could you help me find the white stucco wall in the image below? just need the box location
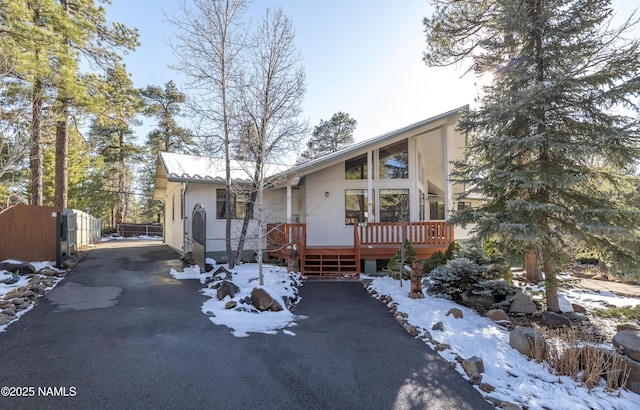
[304,164,355,247]
[163,181,187,255]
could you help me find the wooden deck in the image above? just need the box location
[267,222,453,279]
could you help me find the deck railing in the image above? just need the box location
[266,223,307,269]
[356,221,453,247]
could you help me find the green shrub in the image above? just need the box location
[387,239,418,280]
[592,306,640,322]
[426,242,518,307]
[576,249,600,265]
[423,250,447,273]
[423,241,460,273]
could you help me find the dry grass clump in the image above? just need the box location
[531,326,630,391]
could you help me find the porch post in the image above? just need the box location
[286,184,292,224]
[367,150,373,222]
[444,126,453,219]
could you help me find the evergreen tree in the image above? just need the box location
[89,64,143,227]
[1,0,61,205]
[427,242,516,307]
[140,80,194,223]
[141,81,194,154]
[424,0,640,311]
[52,0,138,208]
[298,112,356,162]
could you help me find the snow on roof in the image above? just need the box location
[158,152,290,184]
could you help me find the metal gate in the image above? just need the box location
[192,204,207,273]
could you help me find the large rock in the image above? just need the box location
[623,356,640,395]
[0,261,37,275]
[485,309,509,322]
[0,273,20,285]
[509,326,547,359]
[617,323,640,332]
[0,313,11,326]
[446,308,463,319]
[532,311,571,328]
[461,356,485,377]
[612,330,640,362]
[461,291,495,309]
[251,287,283,312]
[561,312,589,323]
[216,280,240,300]
[509,291,537,314]
[571,303,587,314]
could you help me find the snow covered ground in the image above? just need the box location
[3,255,639,409]
[365,275,640,410]
[169,261,305,337]
[0,261,65,333]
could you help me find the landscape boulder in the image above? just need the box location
[571,303,587,314]
[509,326,547,359]
[623,356,640,395]
[446,308,463,319]
[612,330,640,362]
[250,287,283,312]
[485,309,509,322]
[532,311,571,328]
[461,290,495,309]
[509,291,537,314]
[213,266,232,280]
[617,323,640,332]
[0,260,37,275]
[0,272,20,285]
[0,313,11,326]
[461,355,485,377]
[216,280,240,300]
[561,312,589,322]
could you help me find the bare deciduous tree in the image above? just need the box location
[169,0,249,267]
[236,7,307,284]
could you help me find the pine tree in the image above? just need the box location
[89,64,143,227]
[298,112,356,162]
[424,0,640,311]
[141,81,194,154]
[140,81,194,223]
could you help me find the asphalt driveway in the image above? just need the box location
[0,240,491,409]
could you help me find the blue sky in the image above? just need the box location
[106,0,639,145]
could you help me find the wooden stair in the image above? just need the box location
[302,247,359,279]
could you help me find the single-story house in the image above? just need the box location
[153,106,480,277]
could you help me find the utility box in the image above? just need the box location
[56,212,69,268]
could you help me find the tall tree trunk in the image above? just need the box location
[30,79,44,206]
[115,131,126,226]
[54,103,69,208]
[235,181,258,266]
[541,217,560,312]
[524,247,542,282]
[54,0,70,208]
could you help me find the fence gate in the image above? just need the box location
[192,204,207,273]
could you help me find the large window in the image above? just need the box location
[379,140,408,179]
[345,154,368,180]
[216,189,253,219]
[379,189,409,222]
[345,189,372,225]
[430,201,445,220]
[419,190,426,221]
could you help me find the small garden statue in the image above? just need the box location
[287,244,299,273]
[409,258,424,299]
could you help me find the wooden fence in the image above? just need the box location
[117,223,163,238]
[0,204,101,263]
[0,205,62,262]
